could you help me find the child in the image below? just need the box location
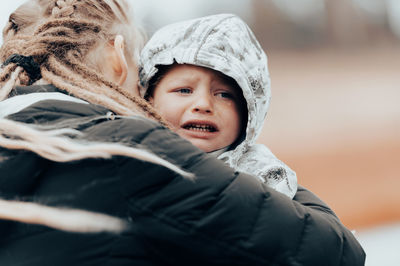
[139,14,297,198]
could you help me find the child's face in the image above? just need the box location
[150,64,246,152]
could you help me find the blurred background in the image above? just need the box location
[1,1,399,265]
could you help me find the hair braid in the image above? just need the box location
[0,67,23,101]
[41,68,136,116]
[52,0,75,18]
[44,56,140,116]
[0,64,17,83]
[65,55,168,123]
[0,0,166,124]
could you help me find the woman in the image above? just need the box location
[0,0,365,265]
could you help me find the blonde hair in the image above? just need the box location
[0,0,191,233]
[0,198,129,233]
[0,0,164,121]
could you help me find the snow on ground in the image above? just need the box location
[357,223,400,266]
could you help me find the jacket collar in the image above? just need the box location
[0,85,88,118]
[9,84,63,97]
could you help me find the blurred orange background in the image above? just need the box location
[245,0,400,231]
[260,46,400,230]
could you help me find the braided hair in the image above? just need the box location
[0,0,165,122]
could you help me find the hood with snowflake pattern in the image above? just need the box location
[139,14,297,198]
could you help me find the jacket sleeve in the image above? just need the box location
[117,125,366,266]
[291,185,366,265]
[234,143,298,199]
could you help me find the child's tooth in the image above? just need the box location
[186,123,213,132]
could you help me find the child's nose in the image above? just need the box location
[192,93,213,114]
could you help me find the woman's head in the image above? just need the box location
[0,0,163,120]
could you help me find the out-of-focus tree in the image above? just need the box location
[132,0,253,35]
[250,0,324,49]
[325,0,370,46]
[386,0,400,38]
[127,0,400,49]
[325,0,397,47]
[250,0,399,49]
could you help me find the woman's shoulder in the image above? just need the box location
[4,84,165,141]
[4,84,109,123]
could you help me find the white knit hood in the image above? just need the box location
[139,14,297,198]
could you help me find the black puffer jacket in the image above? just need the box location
[0,85,365,266]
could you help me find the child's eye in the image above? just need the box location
[216,92,233,99]
[176,88,192,94]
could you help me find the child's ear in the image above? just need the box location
[108,35,128,86]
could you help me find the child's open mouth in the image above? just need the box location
[181,122,218,132]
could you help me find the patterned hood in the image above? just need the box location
[139,14,297,198]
